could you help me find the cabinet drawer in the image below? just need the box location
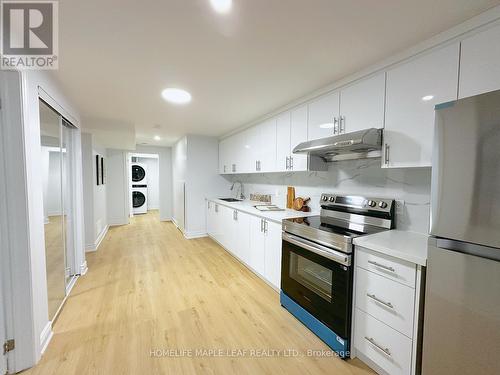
[354,308,412,375]
[356,267,415,338]
[356,247,416,288]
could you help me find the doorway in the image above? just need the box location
[39,100,78,321]
[129,153,160,218]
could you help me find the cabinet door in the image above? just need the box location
[459,24,500,99]
[255,119,277,173]
[219,138,230,174]
[213,204,223,243]
[340,72,385,133]
[219,205,232,249]
[308,90,340,141]
[207,201,215,236]
[264,220,283,289]
[234,210,250,263]
[384,44,459,168]
[290,105,309,171]
[276,112,291,172]
[248,216,266,275]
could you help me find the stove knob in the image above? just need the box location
[329,197,335,202]
[367,200,376,207]
[379,201,388,209]
[322,196,328,202]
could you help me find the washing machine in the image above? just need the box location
[132,185,148,214]
[131,163,147,184]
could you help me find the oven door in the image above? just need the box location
[281,232,352,339]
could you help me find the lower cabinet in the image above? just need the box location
[207,201,283,290]
[353,246,424,375]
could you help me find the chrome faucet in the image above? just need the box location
[230,181,245,200]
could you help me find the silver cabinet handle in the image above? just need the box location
[264,220,268,234]
[258,160,261,171]
[232,164,236,173]
[368,260,395,273]
[333,117,339,134]
[223,165,226,173]
[260,219,264,232]
[290,156,293,170]
[384,144,390,165]
[207,201,210,210]
[339,116,345,134]
[286,156,290,170]
[234,210,238,220]
[364,337,391,357]
[215,204,218,213]
[366,293,394,309]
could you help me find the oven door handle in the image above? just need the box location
[282,232,351,266]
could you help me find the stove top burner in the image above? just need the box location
[287,215,386,237]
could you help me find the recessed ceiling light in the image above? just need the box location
[319,123,335,129]
[422,95,434,101]
[210,0,232,13]
[161,88,192,105]
[154,135,161,141]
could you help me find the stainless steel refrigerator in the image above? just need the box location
[422,90,500,374]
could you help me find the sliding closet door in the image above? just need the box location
[39,100,66,320]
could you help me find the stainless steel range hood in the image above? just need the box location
[293,128,383,162]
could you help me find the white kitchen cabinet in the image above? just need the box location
[206,201,216,236]
[248,216,267,276]
[263,220,283,289]
[218,138,229,174]
[250,118,277,173]
[227,209,250,263]
[276,111,292,172]
[459,24,500,99]
[383,43,459,168]
[308,90,340,141]
[340,73,386,133]
[290,105,309,171]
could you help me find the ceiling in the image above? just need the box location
[55,0,500,147]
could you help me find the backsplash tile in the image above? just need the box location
[224,159,431,234]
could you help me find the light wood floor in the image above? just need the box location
[26,211,373,375]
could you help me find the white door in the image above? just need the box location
[290,104,309,171]
[264,220,283,289]
[340,72,385,133]
[384,43,459,168]
[308,90,340,141]
[255,119,277,173]
[459,23,500,99]
[276,111,291,172]
[248,216,266,275]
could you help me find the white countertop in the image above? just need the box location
[353,230,429,266]
[208,198,317,223]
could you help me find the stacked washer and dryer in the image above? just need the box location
[131,163,148,214]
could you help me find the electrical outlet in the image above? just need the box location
[395,200,405,215]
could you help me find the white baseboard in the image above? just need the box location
[85,225,109,252]
[108,217,129,226]
[184,231,208,239]
[80,261,88,275]
[40,321,53,355]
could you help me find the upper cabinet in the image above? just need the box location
[459,24,500,99]
[383,43,459,168]
[340,72,386,133]
[308,90,340,141]
[276,105,309,172]
[250,118,277,173]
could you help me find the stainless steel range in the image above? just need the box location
[280,194,395,358]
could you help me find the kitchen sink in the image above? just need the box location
[219,198,243,202]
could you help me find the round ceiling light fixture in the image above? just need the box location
[210,0,232,14]
[154,135,161,141]
[161,88,192,105]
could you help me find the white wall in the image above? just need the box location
[106,149,129,226]
[226,160,431,234]
[82,133,108,250]
[172,135,231,237]
[134,145,173,220]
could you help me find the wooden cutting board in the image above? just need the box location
[287,186,295,209]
